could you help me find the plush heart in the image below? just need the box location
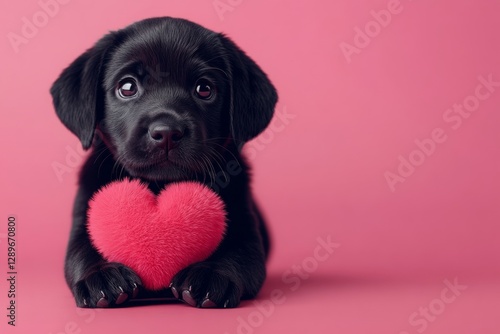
[87,179,226,290]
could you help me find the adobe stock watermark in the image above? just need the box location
[224,236,340,334]
[340,0,419,64]
[52,142,86,183]
[213,0,243,21]
[210,105,296,192]
[7,0,72,54]
[243,106,296,161]
[48,307,104,334]
[142,65,171,90]
[398,277,467,334]
[385,74,500,192]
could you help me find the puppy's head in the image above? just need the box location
[51,17,277,181]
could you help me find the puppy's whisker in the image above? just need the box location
[199,156,209,185]
[93,146,109,165]
[205,142,241,169]
[206,150,228,183]
[195,156,208,184]
[186,155,200,181]
[111,160,122,178]
[204,146,225,166]
[119,163,126,180]
[202,138,239,155]
[97,152,114,179]
[200,155,213,183]
[112,153,129,179]
[207,146,228,166]
[202,153,217,184]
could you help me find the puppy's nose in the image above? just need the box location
[148,123,185,150]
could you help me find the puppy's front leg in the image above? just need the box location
[65,187,142,308]
[170,209,267,308]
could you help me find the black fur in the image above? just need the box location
[50,17,277,308]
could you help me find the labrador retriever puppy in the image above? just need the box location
[50,17,277,308]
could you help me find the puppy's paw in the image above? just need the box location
[170,262,242,308]
[72,262,142,308]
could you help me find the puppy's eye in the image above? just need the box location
[195,79,214,100]
[117,78,138,98]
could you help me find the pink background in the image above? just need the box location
[1,0,499,333]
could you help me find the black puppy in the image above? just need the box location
[50,17,277,308]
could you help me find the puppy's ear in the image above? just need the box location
[219,34,278,146]
[50,33,116,149]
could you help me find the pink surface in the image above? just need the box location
[1,0,499,333]
[88,180,226,290]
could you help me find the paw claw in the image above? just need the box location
[171,286,179,299]
[96,298,109,308]
[132,283,139,298]
[115,292,128,305]
[182,290,197,307]
[201,298,216,308]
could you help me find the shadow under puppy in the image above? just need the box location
[50,17,277,308]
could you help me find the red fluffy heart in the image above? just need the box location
[87,179,226,290]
